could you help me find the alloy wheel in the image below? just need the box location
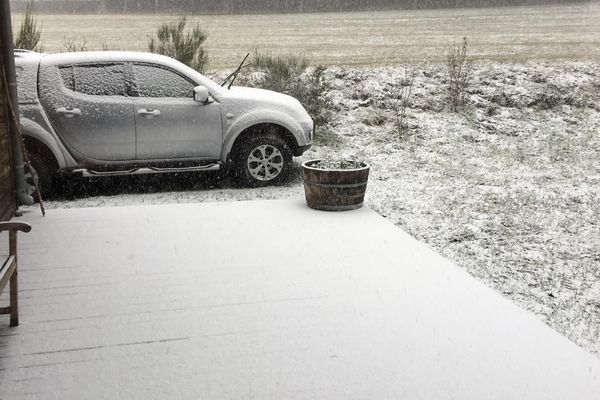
[247,144,284,181]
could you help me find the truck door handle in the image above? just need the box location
[138,109,161,117]
[56,107,82,118]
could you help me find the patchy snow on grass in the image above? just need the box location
[31,60,600,355]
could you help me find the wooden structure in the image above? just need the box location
[0,221,31,326]
[0,34,16,221]
[0,35,24,327]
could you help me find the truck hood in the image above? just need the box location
[227,86,303,109]
[218,85,313,145]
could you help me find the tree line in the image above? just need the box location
[10,0,589,14]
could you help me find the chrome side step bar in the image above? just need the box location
[74,163,221,177]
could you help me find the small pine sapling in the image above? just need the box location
[148,17,209,73]
[14,1,42,51]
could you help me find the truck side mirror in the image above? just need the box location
[193,86,210,104]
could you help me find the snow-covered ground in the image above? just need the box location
[30,60,600,355]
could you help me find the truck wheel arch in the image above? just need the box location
[20,119,68,169]
[22,136,59,172]
[224,123,301,163]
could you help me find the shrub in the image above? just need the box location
[14,1,42,51]
[148,17,208,73]
[446,36,472,111]
[362,106,387,126]
[295,65,335,130]
[391,71,415,137]
[529,84,565,110]
[252,52,309,92]
[250,52,334,132]
[62,35,87,52]
[314,126,343,147]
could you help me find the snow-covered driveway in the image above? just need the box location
[1,200,598,399]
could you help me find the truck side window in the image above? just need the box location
[65,64,128,96]
[16,64,38,104]
[133,64,194,98]
[58,66,75,91]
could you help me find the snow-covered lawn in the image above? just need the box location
[32,60,600,355]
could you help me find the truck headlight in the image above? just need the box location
[301,120,314,141]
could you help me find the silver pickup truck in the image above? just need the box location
[15,50,313,194]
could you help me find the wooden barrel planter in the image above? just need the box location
[302,159,370,211]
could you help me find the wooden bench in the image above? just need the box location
[0,221,31,327]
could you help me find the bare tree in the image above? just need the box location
[446,36,471,112]
[62,35,88,52]
[392,70,415,137]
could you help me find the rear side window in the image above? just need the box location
[133,64,194,98]
[59,66,75,90]
[15,64,38,104]
[59,64,127,96]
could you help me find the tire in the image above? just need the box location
[26,152,54,201]
[233,134,293,187]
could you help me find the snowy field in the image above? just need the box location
[30,60,600,355]
[13,3,600,67]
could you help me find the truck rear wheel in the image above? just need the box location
[26,152,54,201]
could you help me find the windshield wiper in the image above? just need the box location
[221,53,250,90]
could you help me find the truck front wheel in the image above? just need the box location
[233,134,293,187]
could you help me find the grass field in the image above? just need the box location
[12,3,600,68]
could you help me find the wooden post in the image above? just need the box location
[0,32,17,221]
[9,230,17,326]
